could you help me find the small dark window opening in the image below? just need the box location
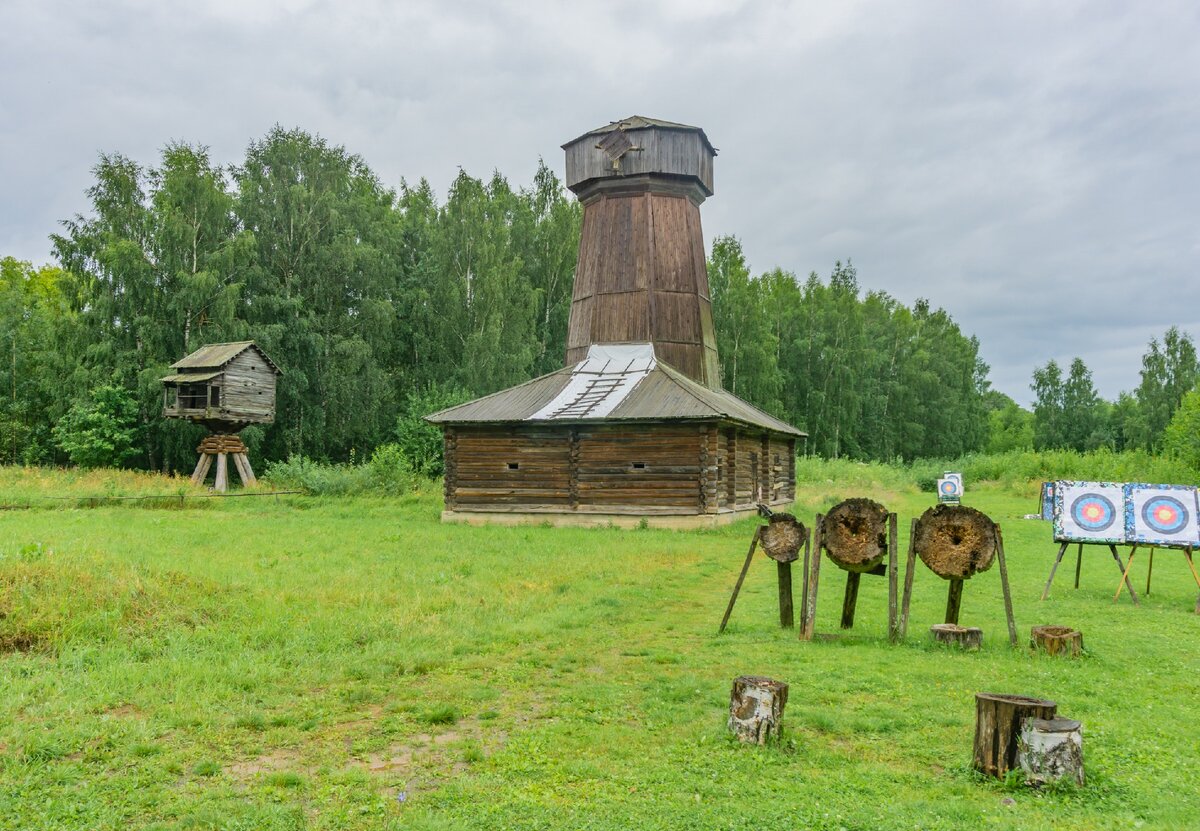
[209,385,221,407]
[179,383,207,409]
[631,462,647,470]
[507,462,520,470]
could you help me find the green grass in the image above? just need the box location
[1,464,1198,829]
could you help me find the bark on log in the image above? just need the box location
[1030,625,1083,657]
[820,498,889,572]
[973,693,1057,779]
[1019,717,1084,786]
[914,504,998,580]
[930,623,983,650]
[728,676,788,745]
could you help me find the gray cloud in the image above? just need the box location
[2,0,1196,405]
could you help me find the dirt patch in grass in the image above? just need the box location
[227,747,307,781]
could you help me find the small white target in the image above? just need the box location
[937,473,963,502]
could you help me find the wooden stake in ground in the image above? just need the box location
[728,676,788,745]
[899,517,918,639]
[800,514,824,641]
[1031,625,1083,657]
[973,693,1057,779]
[930,623,982,649]
[718,528,761,634]
[1018,717,1085,786]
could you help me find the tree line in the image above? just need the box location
[14,124,1174,473]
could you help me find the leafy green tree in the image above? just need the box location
[395,384,473,476]
[1162,387,1200,469]
[1062,357,1106,450]
[1031,359,1066,450]
[1134,327,1197,450]
[52,385,140,468]
[984,393,1034,453]
[709,236,782,414]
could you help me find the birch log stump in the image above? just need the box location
[1030,625,1083,657]
[1018,717,1085,786]
[930,623,983,650]
[973,693,1057,779]
[728,676,788,745]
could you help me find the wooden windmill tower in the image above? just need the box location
[161,341,281,491]
[427,117,805,527]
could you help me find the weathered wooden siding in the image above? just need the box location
[566,191,719,387]
[564,128,714,196]
[449,426,573,509]
[218,348,277,423]
[445,421,793,516]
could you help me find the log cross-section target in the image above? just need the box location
[903,505,1018,647]
[800,499,897,641]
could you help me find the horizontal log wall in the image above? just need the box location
[217,349,277,423]
[444,422,796,516]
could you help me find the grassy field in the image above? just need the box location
[1,467,1198,830]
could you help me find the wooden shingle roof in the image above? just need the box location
[168,341,282,374]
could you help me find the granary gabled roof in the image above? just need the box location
[562,115,717,156]
[168,341,282,375]
[426,343,804,437]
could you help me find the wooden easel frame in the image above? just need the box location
[1040,539,1139,604]
[1113,544,1200,613]
[898,522,1018,647]
[718,525,812,633]
[800,512,900,642]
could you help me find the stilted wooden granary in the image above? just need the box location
[161,341,281,491]
[427,116,805,527]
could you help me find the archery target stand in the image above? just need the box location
[898,507,1019,648]
[190,433,257,492]
[718,513,810,633]
[800,504,901,643]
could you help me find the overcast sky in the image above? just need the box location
[2,0,1197,405]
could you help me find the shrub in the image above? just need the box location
[51,385,140,468]
[263,444,416,496]
[395,384,473,477]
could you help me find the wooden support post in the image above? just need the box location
[799,531,811,634]
[887,513,899,642]
[191,453,213,486]
[1018,717,1085,786]
[841,571,861,630]
[930,623,982,649]
[1145,548,1154,595]
[777,561,794,629]
[214,453,228,493]
[1074,543,1083,589]
[1041,542,1069,600]
[900,517,918,639]
[945,578,964,625]
[801,514,823,641]
[230,452,250,487]
[718,528,761,633]
[973,693,1057,779]
[1183,547,1200,615]
[728,676,788,745]
[996,525,1019,648]
[1108,544,1139,605]
[240,453,257,485]
[1031,625,1083,657]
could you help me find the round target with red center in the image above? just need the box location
[1140,495,1189,535]
[1070,493,1117,532]
[939,479,959,496]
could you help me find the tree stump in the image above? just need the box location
[1019,717,1084,786]
[930,623,983,650]
[973,693,1057,779]
[820,498,889,572]
[1031,625,1083,657]
[728,676,788,745]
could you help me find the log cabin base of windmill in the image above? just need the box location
[191,434,256,492]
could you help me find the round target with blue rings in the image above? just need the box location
[1070,493,1117,532]
[1141,495,1189,535]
